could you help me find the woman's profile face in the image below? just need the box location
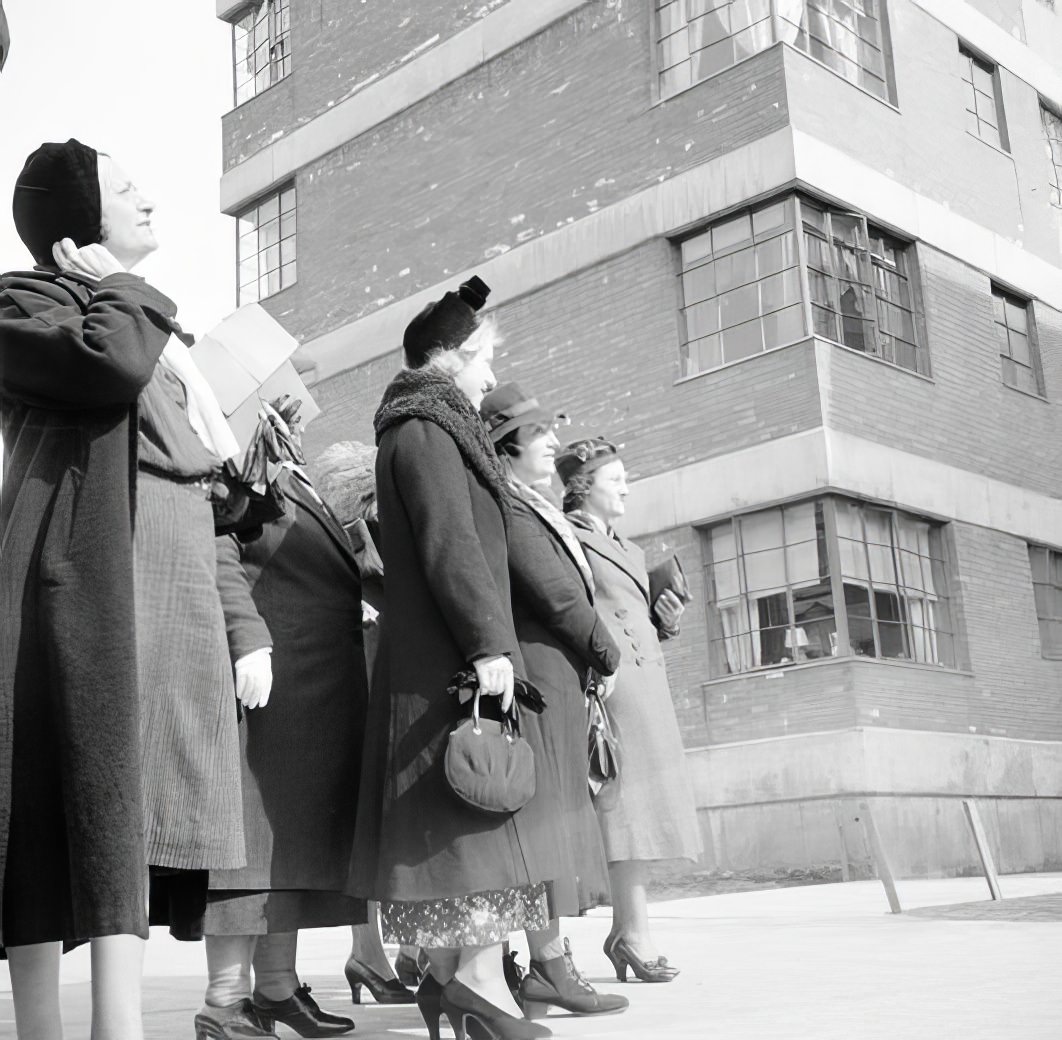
[97,156,157,269]
[453,337,497,409]
[512,424,560,483]
[586,458,628,522]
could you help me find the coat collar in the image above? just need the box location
[567,510,649,603]
[283,467,359,573]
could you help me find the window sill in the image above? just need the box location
[780,43,900,115]
[229,71,292,115]
[701,654,972,688]
[817,337,935,384]
[964,130,1013,162]
[674,336,812,386]
[1001,380,1048,403]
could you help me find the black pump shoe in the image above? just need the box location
[441,979,552,1040]
[194,999,280,1040]
[395,949,429,987]
[253,984,355,1037]
[344,956,416,1004]
[415,974,453,1040]
[519,938,628,1018]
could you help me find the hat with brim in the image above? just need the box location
[556,437,620,485]
[481,382,566,444]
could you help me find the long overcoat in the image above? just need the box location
[0,270,173,945]
[354,418,563,902]
[569,517,703,865]
[213,468,367,895]
[506,491,620,914]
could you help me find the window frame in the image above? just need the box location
[703,495,954,678]
[231,0,292,108]
[991,284,1046,398]
[958,43,1009,153]
[1029,543,1062,660]
[235,183,297,306]
[1040,100,1062,210]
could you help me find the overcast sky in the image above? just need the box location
[0,1,236,335]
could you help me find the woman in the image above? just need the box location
[0,139,172,1040]
[354,278,552,1040]
[480,384,628,1020]
[559,438,702,983]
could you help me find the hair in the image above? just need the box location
[309,440,379,525]
[562,470,596,513]
[418,315,500,377]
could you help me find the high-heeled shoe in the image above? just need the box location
[603,935,680,983]
[440,979,552,1040]
[395,948,429,987]
[344,956,416,1004]
[416,974,451,1040]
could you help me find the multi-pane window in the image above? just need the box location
[237,186,296,305]
[959,45,1007,151]
[679,194,927,377]
[705,497,952,676]
[655,0,891,102]
[992,286,1044,397]
[1029,544,1062,658]
[1041,103,1062,209]
[233,0,291,106]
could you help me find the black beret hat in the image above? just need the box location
[403,275,490,369]
[12,139,102,266]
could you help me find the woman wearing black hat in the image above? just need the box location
[353,279,553,1040]
[0,140,254,1040]
[480,383,628,1022]
[558,440,702,985]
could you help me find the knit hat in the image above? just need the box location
[13,139,102,266]
[403,275,490,368]
[556,437,620,485]
[480,382,566,444]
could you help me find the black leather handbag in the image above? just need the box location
[586,672,620,797]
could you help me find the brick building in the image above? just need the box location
[216,0,1062,878]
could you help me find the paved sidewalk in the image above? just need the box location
[2,873,1060,1039]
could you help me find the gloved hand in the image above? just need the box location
[474,655,514,712]
[653,588,685,631]
[361,601,379,627]
[235,647,273,710]
[600,672,617,700]
[52,238,125,279]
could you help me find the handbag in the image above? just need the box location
[444,689,537,815]
[585,672,620,796]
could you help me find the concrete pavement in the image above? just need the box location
[2,873,1059,1039]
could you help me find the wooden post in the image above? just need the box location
[963,799,1003,902]
[834,801,851,883]
[857,801,901,914]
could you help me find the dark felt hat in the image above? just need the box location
[556,437,620,485]
[480,382,565,444]
[403,275,490,368]
[13,139,102,266]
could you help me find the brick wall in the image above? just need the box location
[257,11,789,344]
[820,246,1062,498]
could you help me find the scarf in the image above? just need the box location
[374,366,507,508]
[508,477,595,594]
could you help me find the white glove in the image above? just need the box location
[600,673,617,700]
[474,655,515,712]
[361,601,380,627]
[235,647,273,709]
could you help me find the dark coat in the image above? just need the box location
[213,469,368,895]
[505,491,620,914]
[354,418,564,902]
[0,270,174,945]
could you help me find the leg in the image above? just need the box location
[424,947,460,986]
[453,944,522,1018]
[347,921,396,980]
[7,941,62,1040]
[523,919,564,962]
[203,934,256,1008]
[251,932,298,1001]
[607,860,656,957]
[89,934,145,1040]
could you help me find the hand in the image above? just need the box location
[600,672,617,700]
[473,655,514,712]
[654,588,685,630]
[51,238,125,280]
[361,601,379,627]
[235,647,273,709]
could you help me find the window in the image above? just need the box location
[1029,544,1062,658]
[655,0,892,102]
[705,497,953,676]
[678,194,927,377]
[1041,103,1062,209]
[991,286,1044,396]
[233,0,291,106]
[237,186,296,304]
[959,45,1007,151]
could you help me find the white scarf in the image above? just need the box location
[158,335,241,463]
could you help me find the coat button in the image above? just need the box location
[631,642,641,652]
[614,608,628,619]
[623,627,634,636]
[635,656,645,667]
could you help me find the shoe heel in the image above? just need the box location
[350,981,362,1005]
[257,1014,275,1033]
[522,1000,549,1021]
[602,943,628,983]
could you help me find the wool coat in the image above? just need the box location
[354,418,563,902]
[212,468,367,897]
[505,490,620,914]
[569,516,703,865]
[0,270,174,946]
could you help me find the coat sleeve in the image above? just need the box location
[215,533,273,663]
[507,501,621,676]
[0,273,176,408]
[390,419,518,664]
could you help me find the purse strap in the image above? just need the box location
[471,689,520,740]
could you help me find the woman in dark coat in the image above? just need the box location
[480,383,628,1021]
[354,278,551,1040]
[0,140,173,1039]
[559,439,702,985]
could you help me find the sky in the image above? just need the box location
[0,1,236,335]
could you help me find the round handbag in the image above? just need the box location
[444,691,536,814]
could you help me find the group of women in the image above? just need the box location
[0,141,700,1040]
